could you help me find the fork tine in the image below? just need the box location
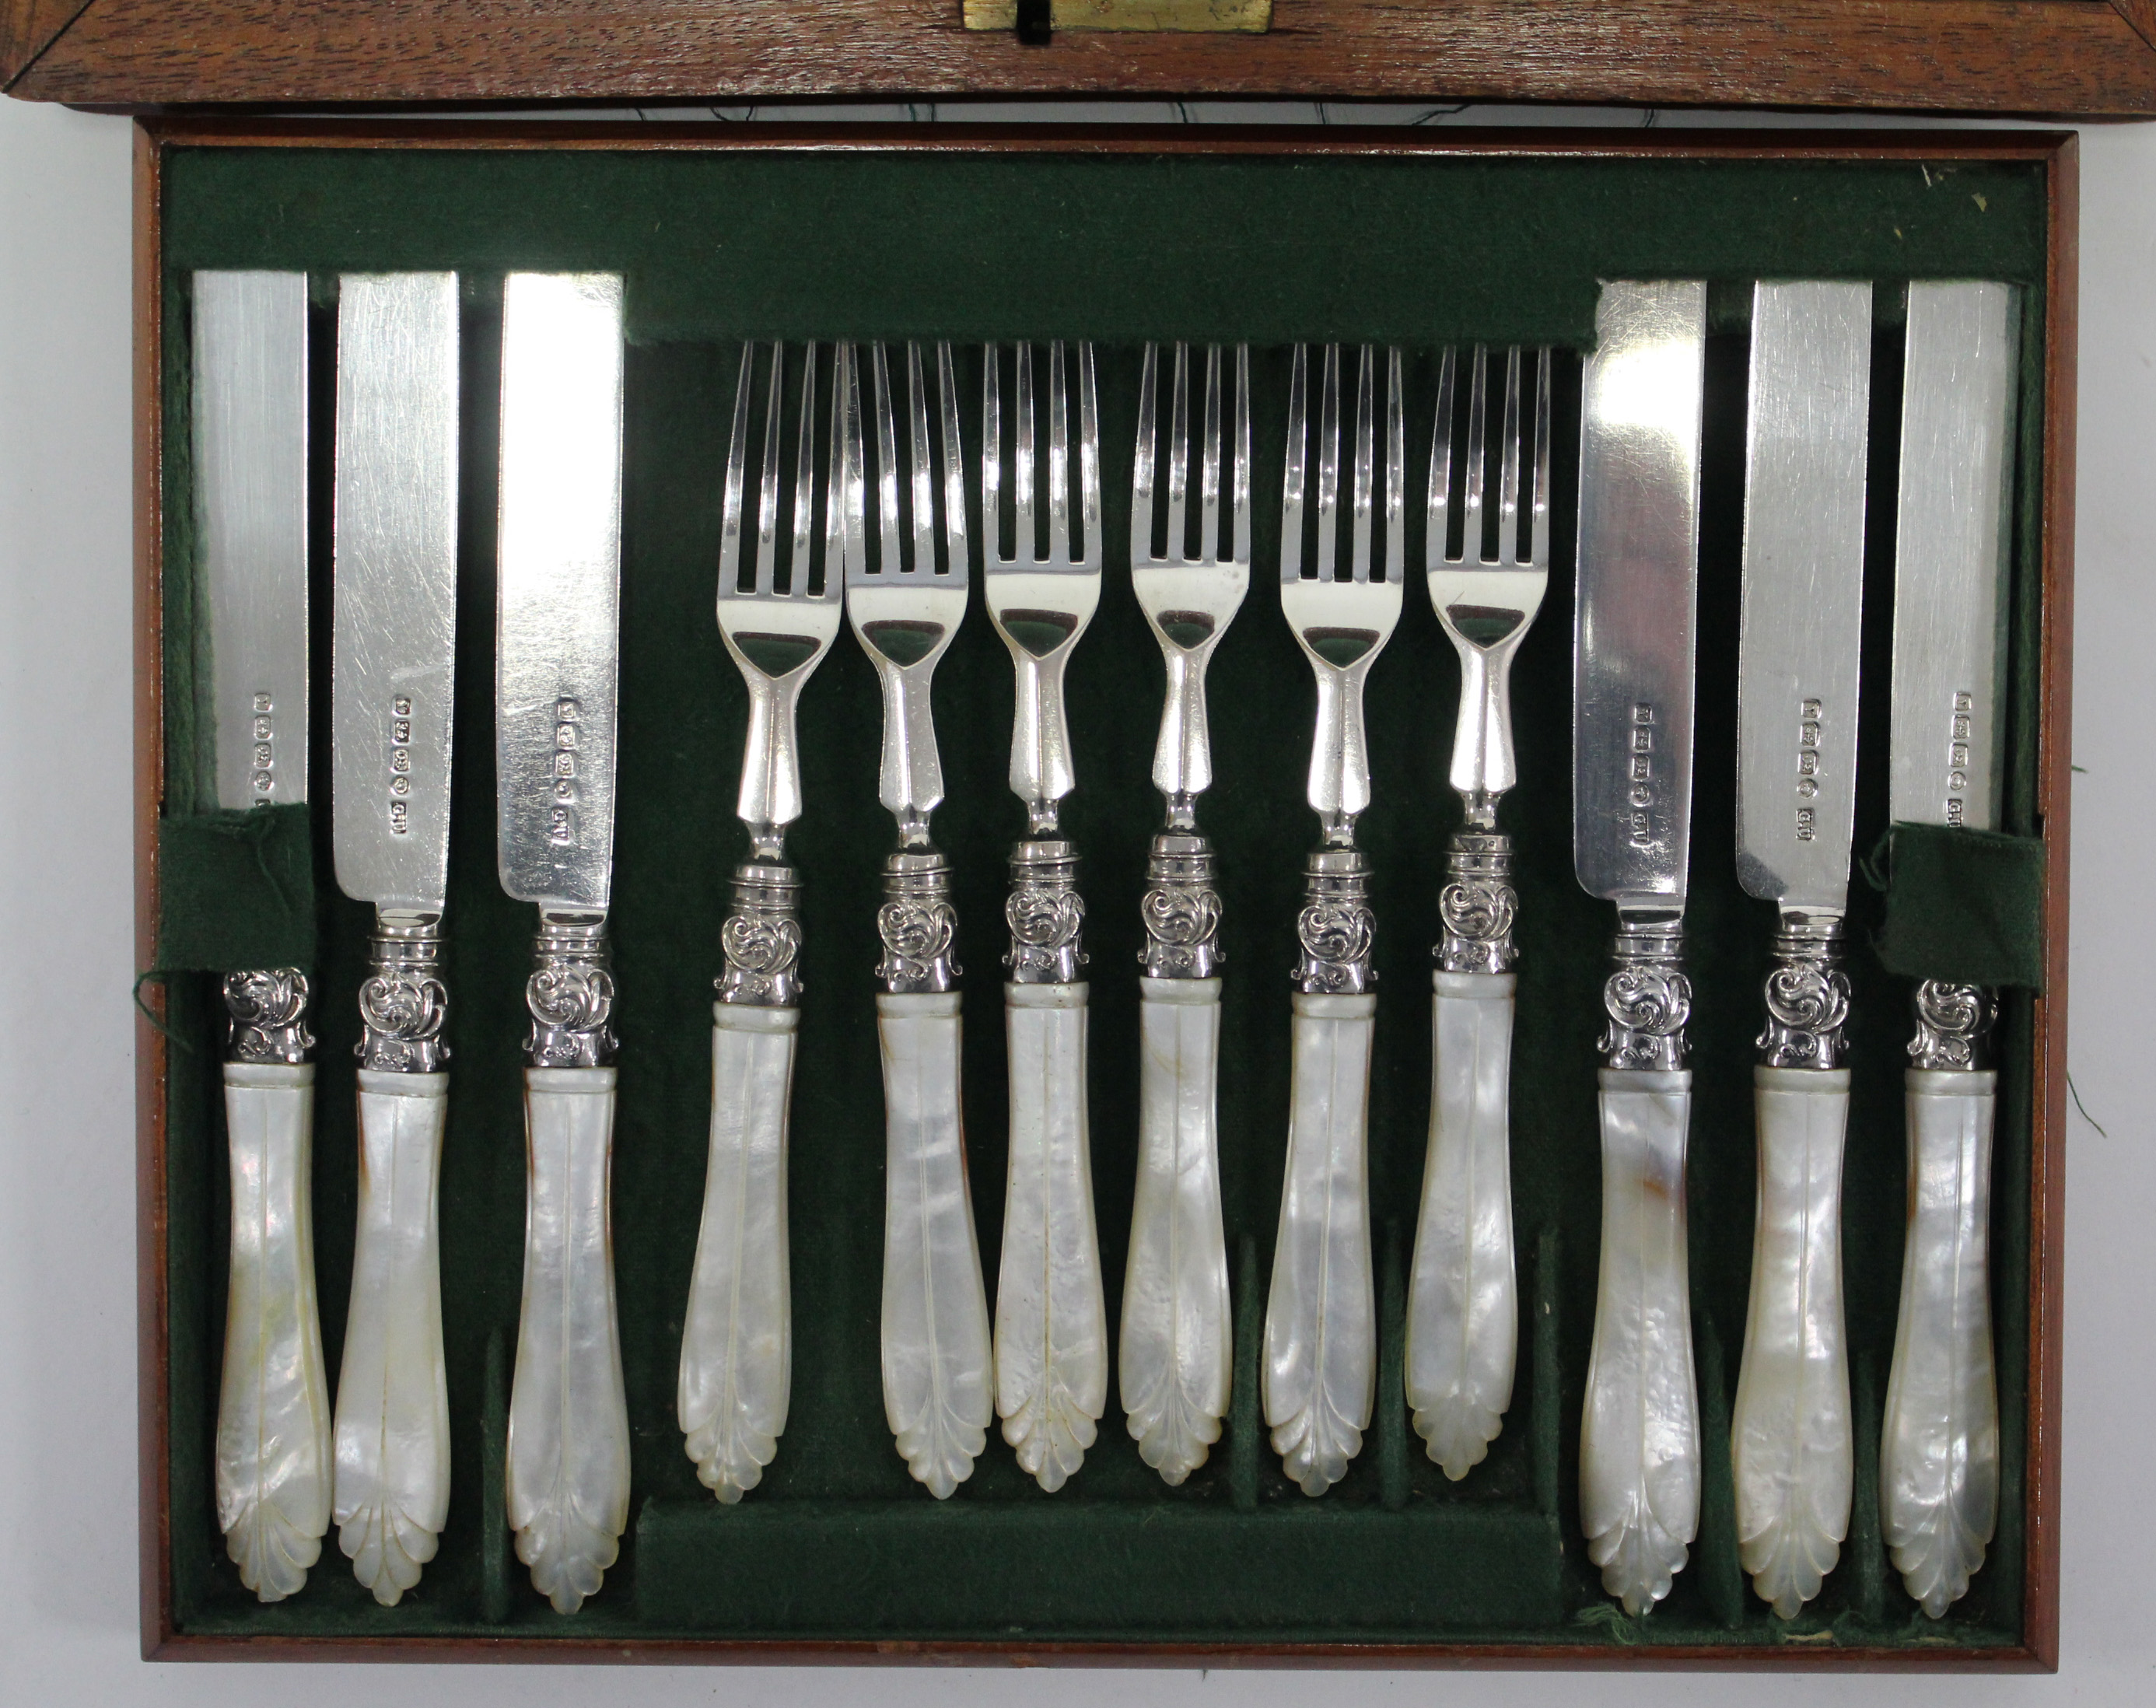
[1463,346,1489,566]
[936,339,968,583]
[1131,343,1158,567]
[982,342,1004,566]
[1076,341,1101,569]
[838,341,866,583]
[1349,345,1375,584]
[905,342,936,576]
[1498,346,1524,568]
[1199,343,1223,566]
[719,339,754,602]
[1014,341,1036,566]
[1426,346,1457,571]
[789,341,819,596]
[870,343,901,577]
[1314,344,1341,585]
[1383,346,1405,586]
[1166,343,1191,564]
[1047,341,1072,569]
[1230,343,1251,567]
[1280,343,1309,585]
[1530,347,1552,571]
[755,341,784,596]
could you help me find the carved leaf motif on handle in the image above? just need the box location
[226,968,316,1063]
[1295,899,1375,996]
[358,971,448,1071]
[877,898,958,989]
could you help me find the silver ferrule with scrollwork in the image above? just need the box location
[1007,839,1085,985]
[1756,911,1851,1069]
[1139,831,1223,981]
[223,968,315,1066]
[358,914,449,1073]
[1295,846,1375,996]
[526,914,617,1069]
[1908,978,1997,1072]
[1601,912,1692,1073]
[878,848,959,996]
[1437,830,1519,975]
[717,860,804,1008]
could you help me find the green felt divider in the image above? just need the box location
[633,1500,1567,1636]
[1874,822,2047,991]
[154,139,2049,1652]
[154,805,317,973]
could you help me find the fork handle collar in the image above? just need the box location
[1295,848,1374,996]
[718,860,803,1009]
[1008,839,1084,985]
[879,849,959,995]
[1438,832,1519,975]
[1139,833,1223,982]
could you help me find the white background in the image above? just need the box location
[2,92,2151,1706]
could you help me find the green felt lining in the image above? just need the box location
[154,805,317,973]
[1873,822,2047,991]
[154,139,2049,1653]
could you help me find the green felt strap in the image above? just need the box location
[153,804,317,974]
[1871,821,2046,992]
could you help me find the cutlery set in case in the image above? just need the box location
[135,124,2072,1664]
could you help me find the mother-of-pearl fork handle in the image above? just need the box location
[1406,970,1517,1481]
[217,1062,331,1602]
[506,1066,630,1615]
[1732,1066,1853,1619]
[1263,992,1377,1496]
[1121,977,1232,1484]
[332,1070,450,1606]
[1881,1067,2000,1619]
[879,991,993,1498]
[679,1003,796,1503]
[1581,1068,1701,1617]
[995,982,1107,1492]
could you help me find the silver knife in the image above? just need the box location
[1880,279,2020,1620]
[1573,279,1707,1617]
[194,268,331,1604]
[1729,279,1872,1619]
[495,271,630,1613]
[327,271,460,1606]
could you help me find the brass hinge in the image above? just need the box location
[963,0,1272,35]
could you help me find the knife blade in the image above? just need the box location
[327,271,460,1605]
[1572,278,1706,1617]
[1729,279,1873,1619]
[1880,278,2020,1619]
[495,271,631,1614]
[193,268,331,1603]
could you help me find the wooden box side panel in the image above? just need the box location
[10,1,2156,116]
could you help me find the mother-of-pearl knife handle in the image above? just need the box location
[878,989,994,1497]
[1581,1067,1701,1617]
[1732,1066,1853,1619]
[333,1070,450,1605]
[1406,969,1517,1481]
[995,981,1107,1492]
[507,1066,630,1614]
[680,999,796,1502]
[1263,991,1377,1496]
[1881,1052,2000,1619]
[217,1047,331,1602]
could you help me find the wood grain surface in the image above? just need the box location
[10,0,2156,116]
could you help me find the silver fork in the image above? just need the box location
[1406,345,1553,1482]
[841,341,993,1499]
[680,341,842,1505]
[1263,344,1405,1496]
[1120,341,1250,1486]
[982,341,1108,1493]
